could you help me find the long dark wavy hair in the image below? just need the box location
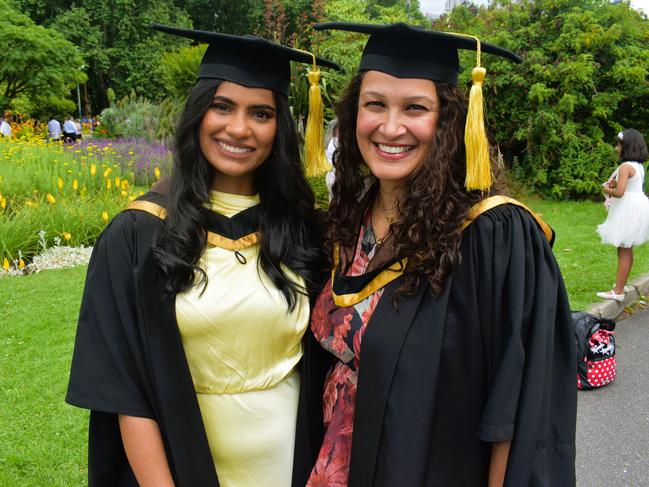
[154,78,324,310]
[328,73,490,299]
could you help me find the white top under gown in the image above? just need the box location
[175,190,310,487]
[597,161,649,247]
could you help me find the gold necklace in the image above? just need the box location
[377,192,397,224]
[374,193,396,245]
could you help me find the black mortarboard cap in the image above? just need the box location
[152,23,340,176]
[313,22,523,191]
[151,23,339,96]
[313,22,522,86]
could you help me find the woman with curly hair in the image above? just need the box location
[66,25,338,487]
[306,23,576,486]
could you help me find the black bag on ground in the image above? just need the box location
[572,312,616,390]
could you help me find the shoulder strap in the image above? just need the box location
[123,200,261,251]
[125,200,167,219]
[461,195,554,244]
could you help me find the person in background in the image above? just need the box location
[324,118,339,202]
[0,116,11,137]
[66,24,338,487]
[48,117,61,141]
[75,119,83,141]
[63,116,77,144]
[596,129,649,301]
[307,22,577,487]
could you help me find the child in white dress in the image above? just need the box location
[597,129,649,301]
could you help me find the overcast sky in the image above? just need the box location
[419,0,648,16]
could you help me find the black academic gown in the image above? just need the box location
[336,204,576,486]
[66,191,330,487]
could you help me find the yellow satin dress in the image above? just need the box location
[175,190,310,487]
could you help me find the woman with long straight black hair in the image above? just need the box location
[66,25,338,487]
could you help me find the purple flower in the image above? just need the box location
[78,138,173,185]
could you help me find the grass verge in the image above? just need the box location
[0,266,88,486]
[521,197,649,310]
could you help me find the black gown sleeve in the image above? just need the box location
[465,204,576,485]
[66,210,158,419]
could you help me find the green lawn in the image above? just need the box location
[521,197,649,310]
[0,266,88,486]
[0,199,647,485]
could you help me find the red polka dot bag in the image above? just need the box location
[573,312,617,390]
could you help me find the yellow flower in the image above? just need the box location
[72,179,78,191]
[154,166,161,180]
[121,190,128,197]
[62,232,71,241]
[90,164,97,176]
[25,200,35,207]
[106,178,112,190]
[2,257,8,272]
[0,197,6,210]
[121,180,129,191]
[58,177,64,190]
[18,258,25,269]
[103,168,113,178]
[46,193,56,204]
[101,211,109,223]
[115,176,121,187]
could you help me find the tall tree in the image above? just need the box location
[180,0,256,34]
[436,0,649,198]
[0,0,85,114]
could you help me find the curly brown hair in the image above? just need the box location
[327,72,492,300]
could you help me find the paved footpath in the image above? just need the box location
[576,307,649,486]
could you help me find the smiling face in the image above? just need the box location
[356,71,439,187]
[199,81,277,194]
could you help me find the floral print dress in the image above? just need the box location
[307,213,384,487]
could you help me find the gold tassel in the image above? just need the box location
[303,56,331,177]
[463,38,492,191]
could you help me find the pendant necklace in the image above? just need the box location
[374,192,397,245]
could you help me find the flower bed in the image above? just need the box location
[0,137,172,271]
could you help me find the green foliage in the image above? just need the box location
[99,92,173,143]
[438,0,649,198]
[182,0,257,33]
[308,174,330,208]
[160,44,207,100]
[0,0,86,113]
[38,0,192,112]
